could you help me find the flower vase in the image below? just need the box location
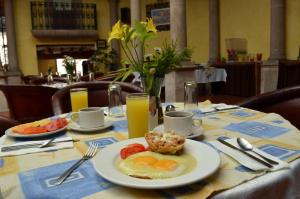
[66,72,73,84]
[141,76,164,130]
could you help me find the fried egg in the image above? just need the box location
[116,151,196,179]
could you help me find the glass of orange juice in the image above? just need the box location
[70,88,88,112]
[126,93,149,138]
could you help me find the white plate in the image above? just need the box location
[68,121,113,132]
[153,124,204,139]
[5,125,67,138]
[92,138,220,189]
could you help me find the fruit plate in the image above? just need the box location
[5,125,67,138]
[92,138,220,189]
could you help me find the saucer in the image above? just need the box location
[153,124,204,139]
[68,121,113,132]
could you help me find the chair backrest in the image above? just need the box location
[0,116,19,136]
[238,85,300,129]
[0,84,58,123]
[52,81,144,115]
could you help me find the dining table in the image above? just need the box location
[0,102,300,199]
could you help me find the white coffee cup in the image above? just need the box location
[164,111,202,136]
[71,107,104,129]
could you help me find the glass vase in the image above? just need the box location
[141,76,164,129]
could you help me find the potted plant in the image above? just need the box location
[108,19,192,124]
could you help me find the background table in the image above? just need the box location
[1,102,300,199]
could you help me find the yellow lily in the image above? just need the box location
[108,20,123,43]
[146,18,157,33]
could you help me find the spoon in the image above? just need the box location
[165,105,176,113]
[40,138,56,148]
[237,137,279,165]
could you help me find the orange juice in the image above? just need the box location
[126,93,149,138]
[70,88,88,112]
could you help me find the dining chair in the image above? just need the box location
[52,81,144,115]
[0,116,19,136]
[238,85,300,129]
[0,84,58,123]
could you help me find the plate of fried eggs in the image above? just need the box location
[92,138,221,189]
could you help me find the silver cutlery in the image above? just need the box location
[1,138,79,152]
[217,138,273,168]
[56,142,98,185]
[203,106,241,115]
[237,137,279,165]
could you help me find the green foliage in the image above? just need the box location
[89,47,118,72]
[62,55,76,75]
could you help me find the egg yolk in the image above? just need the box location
[133,156,158,166]
[153,159,178,171]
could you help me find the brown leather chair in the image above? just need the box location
[0,84,58,123]
[0,116,19,136]
[52,81,144,115]
[238,86,300,129]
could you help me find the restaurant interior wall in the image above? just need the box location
[12,0,300,75]
[286,0,300,60]
[14,0,110,75]
[38,59,57,75]
[219,0,270,60]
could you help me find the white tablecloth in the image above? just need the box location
[195,68,227,83]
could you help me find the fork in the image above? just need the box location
[56,142,98,185]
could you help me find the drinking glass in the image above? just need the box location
[47,74,53,84]
[70,88,88,112]
[256,53,262,62]
[126,93,149,138]
[89,72,94,81]
[184,81,198,112]
[108,83,124,117]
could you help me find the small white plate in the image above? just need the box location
[153,124,204,139]
[92,138,220,189]
[5,126,67,138]
[68,121,113,132]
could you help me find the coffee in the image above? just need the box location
[71,107,104,129]
[164,111,201,137]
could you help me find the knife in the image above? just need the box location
[1,139,80,152]
[217,138,273,168]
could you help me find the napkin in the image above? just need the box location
[0,137,74,157]
[199,103,239,114]
[209,138,289,171]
